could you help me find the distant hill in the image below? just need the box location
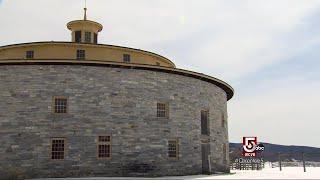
[229,143,320,162]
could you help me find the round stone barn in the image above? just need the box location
[0,10,234,179]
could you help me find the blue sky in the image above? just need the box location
[0,0,319,147]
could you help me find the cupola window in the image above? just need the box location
[75,31,82,43]
[94,33,98,44]
[85,32,91,43]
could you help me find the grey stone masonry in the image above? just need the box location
[0,65,229,179]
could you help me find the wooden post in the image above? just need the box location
[302,152,306,172]
[278,153,282,171]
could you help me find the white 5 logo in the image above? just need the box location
[243,137,257,153]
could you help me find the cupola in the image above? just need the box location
[67,7,103,44]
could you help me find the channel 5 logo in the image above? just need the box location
[242,137,264,157]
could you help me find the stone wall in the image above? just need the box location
[0,65,229,178]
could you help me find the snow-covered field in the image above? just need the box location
[199,167,320,179]
[32,167,320,179]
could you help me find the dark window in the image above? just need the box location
[75,31,82,43]
[51,138,65,160]
[123,54,131,63]
[221,113,225,128]
[26,51,34,59]
[99,136,110,142]
[77,50,85,60]
[98,136,111,158]
[201,110,209,135]
[168,140,179,158]
[157,103,168,118]
[85,32,91,43]
[54,97,67,114]
[94,33,98,44]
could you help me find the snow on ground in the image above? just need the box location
[31,167,320,180]
[198,167,320,179]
